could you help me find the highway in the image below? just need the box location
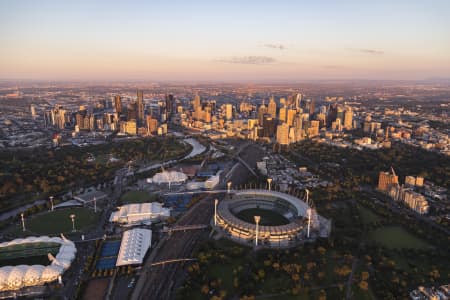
[129,143,265,300]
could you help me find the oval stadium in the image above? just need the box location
[214,189,331,248]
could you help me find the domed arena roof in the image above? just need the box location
[152,171,187,184]
[0,236,77,291]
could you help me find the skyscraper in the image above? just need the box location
[137,90,144,125]
[193,94,201,110]
[276,122,289,145]
[344,107,353,130]
[165,94,174,116]
[294,93,302,110]
[268,96,277,118]
[258,102,267,126]
[114,95,122,114]
[225,104,233,120]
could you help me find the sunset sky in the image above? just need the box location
[1,0,450,81]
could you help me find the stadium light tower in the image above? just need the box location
[254,215,261,246]
[267,178,272,191]
[49,196,54,211]
[20,213,26,232]
[227,181,232,194]
[70,214,76,232]
[214,199,219,226]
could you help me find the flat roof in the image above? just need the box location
[116,229,152,267]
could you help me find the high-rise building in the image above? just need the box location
[165,94,174,116]
[225,104,233,120]
[294,93,302,110]
[114,95,122,114]
[276,122,290,145]
[293,113,303,142]
[146,115,158,135]
[279,107,287,122]
[344,107,353,130]
[30,104,36,118]
[378,171,399,191]
[268,96,277,118]
[287,109,297,126]
[193,94,201,110]
[263,116,277,137]
[136,90,144,124]
[258,102,267,126]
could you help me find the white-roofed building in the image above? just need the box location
[0,235,76,291]
[148,170,188,187]
[116,228,152,266]
[109,203,170,225]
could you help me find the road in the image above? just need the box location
[130,143,265,300]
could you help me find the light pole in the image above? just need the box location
[49,196,54,211]
[254,215,261,247]
[70,214,76,232]
[214,199,219,226]
[93,197,97,213]
[227,181,232,194]
[20,213,26,232]
[267,178,272,191]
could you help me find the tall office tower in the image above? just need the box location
[308,99,315,115]
[30,104,36,118]
[327,103,338,127]
[336,106,345,122]
[279,97,286,107]
[258,101,267,125]
[114,95,122,114]
[225,104,233,120]
[55,108,66,130]
[308,120,320,137]
[136,90,144,124]
[293,113,303,142]
[146,115,158,135]
[263,116,277,137]
[193,94,201,110]
[317,113,327,128]
[378,171,398,192]
[276,122,290,145]
[344,107,353,130]
[268,96,277,118]
[165,94,174,115]
[287,108,297,126]
[294,93,302,109]
[127,103,137,121]
[279,106,287,122]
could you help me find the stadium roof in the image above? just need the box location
[116,229,152,266]
[0,235,76,291]
[109,203,171,225]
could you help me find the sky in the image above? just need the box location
[1,0,450,81]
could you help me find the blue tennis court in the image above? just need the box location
[164,194,192,213]
[100,241,121,257]
[96,257,117,270]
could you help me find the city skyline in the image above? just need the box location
[1,0,450,81]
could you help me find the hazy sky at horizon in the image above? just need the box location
[1,0,450,81]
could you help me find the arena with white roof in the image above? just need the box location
[0,235,76,291]
[116,228,152,266]
[109,202,170,225]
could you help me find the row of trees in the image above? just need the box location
[0,136,190,212]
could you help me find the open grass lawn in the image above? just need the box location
[367,226,430,249]
[120,190,158,204]
[357,205,381,225]
[236,208,290,226]
[25,207,99,235]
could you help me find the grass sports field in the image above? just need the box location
[25,207,99,235]
[367,226,430,249]
[235,208,290,226]
[0,242,60,266]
